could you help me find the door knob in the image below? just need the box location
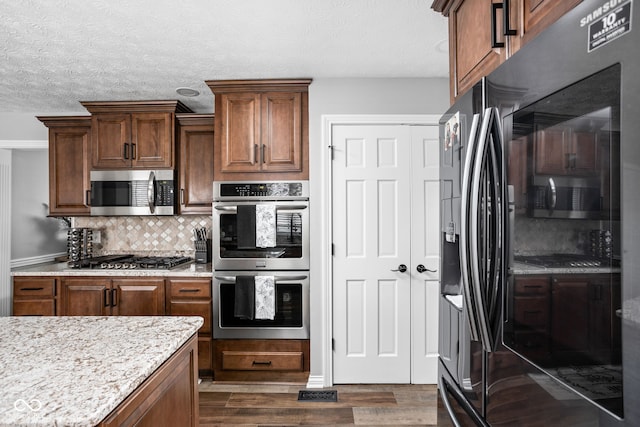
[417,264,437,273]
[391,264,407,273]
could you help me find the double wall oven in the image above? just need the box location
[212,181,310,339]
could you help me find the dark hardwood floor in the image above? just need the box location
[198,381,438,426]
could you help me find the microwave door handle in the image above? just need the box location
[460,113,481,343]
[215,276,237,283]
[147,171,156,214]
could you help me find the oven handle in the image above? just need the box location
[214,205,308,212]
[215,275,308,282]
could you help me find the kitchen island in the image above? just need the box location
[0,316,202,427]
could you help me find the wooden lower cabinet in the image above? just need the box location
[100,334,199,427]
[214,339,310,382]
[12,277,57,316]
[60,277,165,316]
[165,278,213,379]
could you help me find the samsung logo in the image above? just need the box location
[580,0,628,26]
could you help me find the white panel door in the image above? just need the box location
[409,125,440,384]
[332,125,413,383]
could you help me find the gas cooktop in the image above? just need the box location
[514,254,618,268]
[69,254,193,270]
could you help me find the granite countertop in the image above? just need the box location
[11,261,213,277]
[0,316,203,427]
[510,262,621,276]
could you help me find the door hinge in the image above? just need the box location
[328,145,334,160]
[332,338,335,351]
[331,243,335,256]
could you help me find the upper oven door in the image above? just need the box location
[213,200,310,270]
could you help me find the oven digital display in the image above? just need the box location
[219,182,303,197]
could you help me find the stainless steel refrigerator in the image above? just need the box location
[438,0,640,425]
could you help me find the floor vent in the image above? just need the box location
[297,390,338,402]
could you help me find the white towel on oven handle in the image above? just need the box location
[255,204,277,248]
[255,275,276,320]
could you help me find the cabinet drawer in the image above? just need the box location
[221,351,304,371]
[13,300,55,316]
[13,278,56,297]
[168,280,211,298]
[514,297,549,327]
[167,300,211,334]
[514,277,550,295]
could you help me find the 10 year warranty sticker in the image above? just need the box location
[584,0,633,51]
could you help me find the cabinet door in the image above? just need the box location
[571,130,598,174]
[551,278,589,358]
[534,125,568,175]
[218,92,261,173]
[449,0,507,100]
[131,112,173,168]
[49,125,91,215]
[60,278,111,316]
[177,120,214,214]
[91,114,131,168]
[112,279,165,316]
[518,0,582,47]
[261,92,303,173]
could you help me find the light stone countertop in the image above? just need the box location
[0,316,203,427]
[510,262,621,276]
[11,261,213,277]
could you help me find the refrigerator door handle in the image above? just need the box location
[468,108,496,352]
[486,108,505,341]
[460,113,482,342]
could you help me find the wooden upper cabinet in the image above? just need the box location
[176,114,215,214]
[432,0,582,103]
[206,79,311,181]
[81,101,192,170]
[512,0,583,52]
[534,124,598,176]
[37,116,92,216]
[449,0,507,103]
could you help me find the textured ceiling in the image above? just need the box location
[0,0,448,114]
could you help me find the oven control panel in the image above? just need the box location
[214,181,309,200]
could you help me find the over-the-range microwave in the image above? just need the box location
[90,169,176,216]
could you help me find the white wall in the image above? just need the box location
[307,78,449,382]
[11,150,67,260]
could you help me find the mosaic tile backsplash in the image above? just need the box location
[73,216,211,257]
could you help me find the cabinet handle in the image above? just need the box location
[111,289,118,307]
[502,0,516,37]
[252,360,272,366]
[124,143,130,160]
[131,143,136,160]
[180,189,185,205]
[86,189,91,207]
[253,144,258,165]
[20,287,44,291]
[179,288,200,293]
[261,144,266,164]
[491,3,505,48]
[104,288,110,307]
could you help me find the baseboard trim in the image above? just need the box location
[11,252,66,269]
[305,375,328,389]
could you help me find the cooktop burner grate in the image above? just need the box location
[514,254,617,268]
[71,255,193,270]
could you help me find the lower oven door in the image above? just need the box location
[213,271,310,339]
